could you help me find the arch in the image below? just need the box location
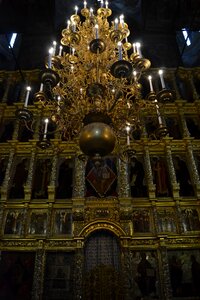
[78,220,126,238]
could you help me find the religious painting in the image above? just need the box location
[157,208,177,233]
[4,210,24,235]
[181,208,200,232]
[151,156,172,197]
[132,209,151,233]
[32,158,52,199]
[0,119,14,142]
[85,157,117,198]
[0,156,8,186]
[128,251,159,299]
[145,116,159,140]
[0,251,35,300]
[18,122,33,142]
[168,249,200,298]
[129,157,147,197]
[56,158,74,199]
[28,210,47,235]
[9,157,29,199]
[53,210,72,235]
[173,156,194,196]
[195,154,200,175]
[165,117,182,139]
[43,252,74,300]
[185,116,200,139]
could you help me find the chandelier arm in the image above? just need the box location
[96,48,100,83]
[23,119,35,133]
[108,96,120,112]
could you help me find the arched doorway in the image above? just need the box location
[83,230,124,300]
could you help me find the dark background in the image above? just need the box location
[0,0,200,70]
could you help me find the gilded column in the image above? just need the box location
[178,109,190,138]
[143,145,155,198]
[170,71,181,99]
[175,201,184,233]
[24,149,36,201]
[158,241,173,300]
[0,102,6,121]
[46,203,53,237]
[121,248,134,300]
[186,142,200,197]
[32,243,46,300]
[73,156,86,199]
[33,102,44,140]
[186,143,200,183]
[188,72,199,101]
[1,148,15,201]
[74,248,84,299]
[21,203,29,237]
[50,154,58,185]
[165,144,179,198]
[12,119,20,140]
[141,117,148,138]
[118,158,130,198]
[19,83,26,103]
[33,117,41,140]
[2,76,12,103]
[0,204,5,236]
[48,153,58,202]
[152,204,159,234]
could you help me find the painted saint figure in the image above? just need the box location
[129,157,147,197]
[135,252,156,297]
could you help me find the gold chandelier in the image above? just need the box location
[16,1,175,158]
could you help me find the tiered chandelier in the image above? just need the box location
[16,1,174,159]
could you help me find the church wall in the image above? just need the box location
[0,68,200,299]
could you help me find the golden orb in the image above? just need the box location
[79,122,116,157]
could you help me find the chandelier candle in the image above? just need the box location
[114,18,119,30]
[52,41,57,56]
[118,42,123,60]
[57,96,61,112]
[72,22,76,32]
[119,15,124,28]
[67,20,71,29]
[95,24,99,39]
[48,47,53,68]
[155,99,162,125]
[39,83,44,92]
[126,125,131,146]
[136,42,142,57]
[24,86,31,107]
[133,71,137,82]
[148,75,154,92]
[132,43,136,53]
[74,6,78,15]
[59,45,63,56]
[71,47,75,55]
[90,8,94,17]
[43,119,49,140]
[158,69,166,89]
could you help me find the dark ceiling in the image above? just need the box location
[0,0,200,34]
[0,0,200,69]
